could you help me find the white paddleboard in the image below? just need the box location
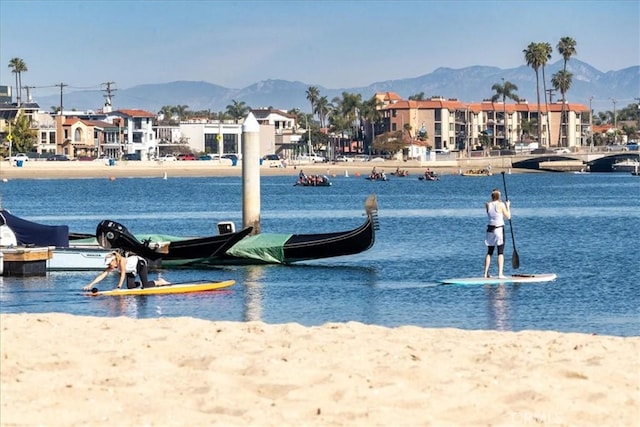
[440,273,557,285]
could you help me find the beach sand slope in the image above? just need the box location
[1,313,638,426]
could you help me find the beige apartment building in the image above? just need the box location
[376,92,590,153]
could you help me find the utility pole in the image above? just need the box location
[546,89,555,146]
[23,86,36,103]
[546,89,556,103]
[612,98,617,144]
[634,97,640,132]
[589,96,594,151]
[56,82,68,115]
[101,82,117,113]
[502,77,506,149]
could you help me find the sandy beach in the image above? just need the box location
[1,313,638,426]
[0,158,516,180]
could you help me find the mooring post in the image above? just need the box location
[241,112,261,234]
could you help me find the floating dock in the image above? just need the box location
[1,246,53,276]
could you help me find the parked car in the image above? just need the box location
[177,153,196,161]
[531,148,554,154]
[207,155,233,165]
[554,148,571,154]
[159,154,177,162]
[7,153,29,163]
[123,153,141,161]
[94,155,112,165]
[262,154,283,168]
[47,154,70,161]
[334,155,354,162]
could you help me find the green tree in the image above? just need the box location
[158,105,176,124]
[523,43,545,145]
[556,36,577,146]
[491,79,520,148]
[372,130,407,156]
[8,57,28,105]
[408,92,426,101]
[6,112,37,154]
[174,105,190,121]
[359,95,383,154]
[225,99,250,123]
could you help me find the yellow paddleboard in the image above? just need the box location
[89,280,235,296]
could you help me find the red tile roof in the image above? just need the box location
[114,109,156,117]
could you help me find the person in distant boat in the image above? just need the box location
[298,169,307,184]
[83,251,169,291]
[483,188,511,279]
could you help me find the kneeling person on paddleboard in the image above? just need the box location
[83,251,169,291]
[483,188,511,279]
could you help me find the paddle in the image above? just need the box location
[501,171,520,269]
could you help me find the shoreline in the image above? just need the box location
[0,158,530,180]
[1,313,638,426]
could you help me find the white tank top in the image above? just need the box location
[124,256,140,274]
[487,201,504,227]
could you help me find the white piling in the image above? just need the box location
[242,112,261,234]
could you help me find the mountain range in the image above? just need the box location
[35,59,639,114]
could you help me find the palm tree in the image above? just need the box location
[158,105,175,123]
[8,57,28,105]
[173,105,190,121]
[305,86,319,118]
[556,36,577,147]
[359,96,383,155]
[314,96,330,128]
[225,100,250,123]
[491,79,520,148]
[523,43,545,145]
[551,69,573,141]
[539,42,553,145]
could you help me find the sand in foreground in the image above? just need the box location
[1,313,638,426]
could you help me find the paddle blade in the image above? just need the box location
[512,250,520,270]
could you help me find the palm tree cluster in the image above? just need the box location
[156,100,250,124]
[8,57,28,106]
[523,37,577,147]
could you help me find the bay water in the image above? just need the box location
[0,171,638,336]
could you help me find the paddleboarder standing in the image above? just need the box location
[483,188,511,279]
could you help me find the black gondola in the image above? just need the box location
[97,195,379,266]
[96,220,253,267]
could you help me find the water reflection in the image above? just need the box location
[485,284,513,331]
[242,265,266,322]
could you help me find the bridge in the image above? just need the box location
[512,152,639,172]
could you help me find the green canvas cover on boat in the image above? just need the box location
[224,233,292,263]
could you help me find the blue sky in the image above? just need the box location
[1,0,639,97]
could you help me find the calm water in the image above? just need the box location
[0,171,638,336]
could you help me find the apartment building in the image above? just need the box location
[378,93,591,153]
